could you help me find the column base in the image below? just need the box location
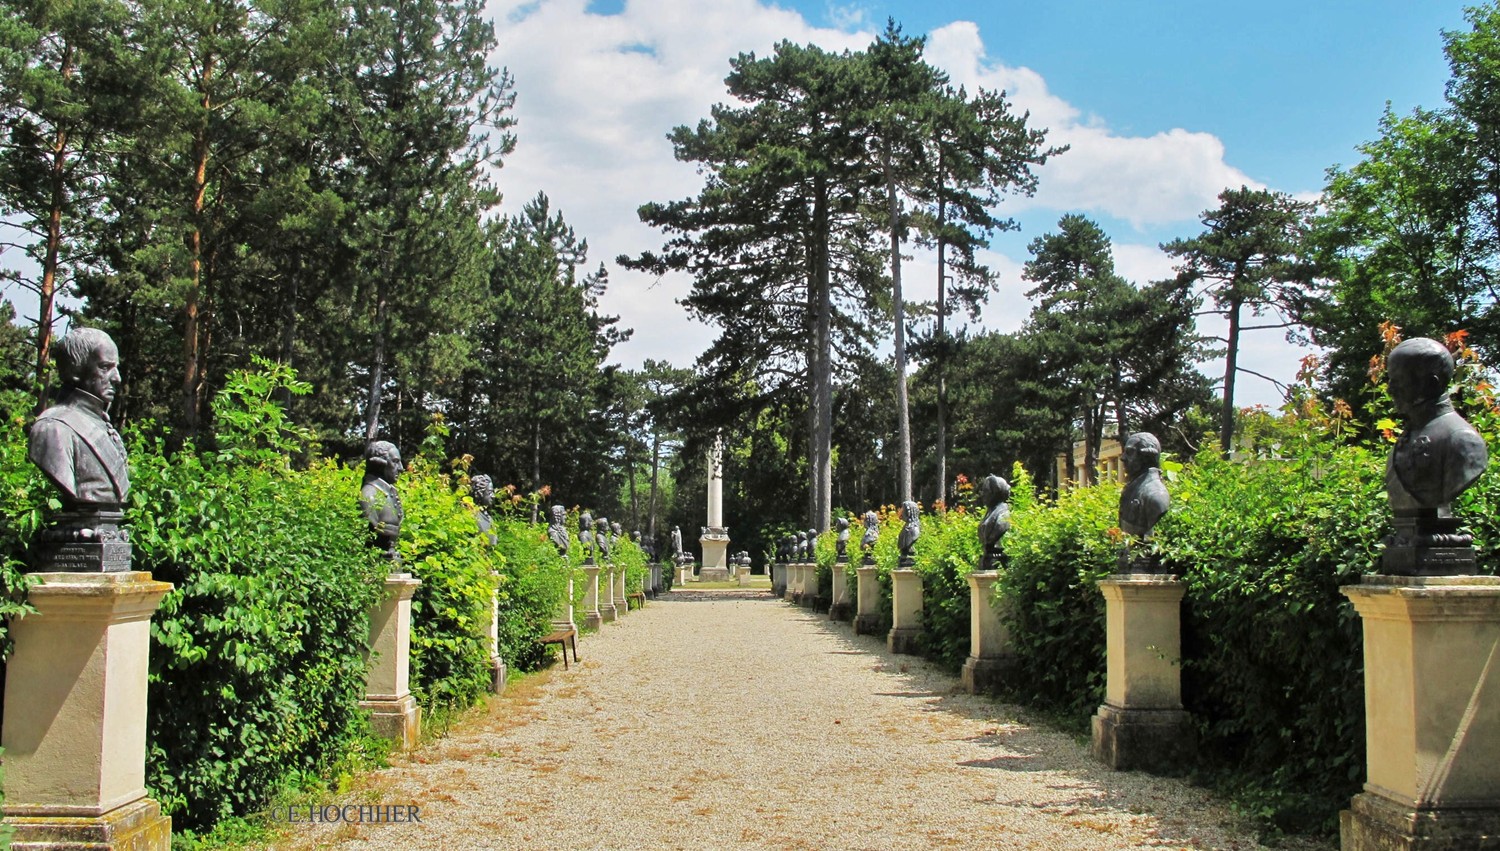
[738,571,753,587]
[854,613,882,636]
[887,626,922,655]
[961,654,1013,695]
[4,797,171,851]
[585,612,603,630]
[698,567,731,582]
[612,597,628,616]
[360,694,421,750]
[1090,704,1194,773]
[600,605,616,623]
[1341,790,1500,850]
[490,656,506,695]
[828,601,852,622]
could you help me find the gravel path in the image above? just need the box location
[277,589,1317,850]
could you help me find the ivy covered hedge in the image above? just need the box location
[0,367,580,834]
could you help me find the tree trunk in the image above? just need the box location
[810,176,833,531]
[648,429,661,539]
[935,197,947,505]
[886,145,912,504]
[362,274,389,442]
[183,53,216,435]
[1220,294,1243,458]
[1081,399,1097,487]
[36,45,75,409]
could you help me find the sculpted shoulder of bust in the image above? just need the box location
[1118,432,1169,539]
[1386,338,1488,510]
[28,328,129,508]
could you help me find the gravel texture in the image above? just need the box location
[277,588,1322,850]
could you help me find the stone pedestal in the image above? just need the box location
[2,572,174,850]
[798,563,818,608]
[362,573,422,750]
[699,528,731,582]
[1339,575,1500,851]
[582,564,603,629]
[738,567,753,587]
[650,564,662,595]
[772,562,786,597]
[888,569,924,655]
[854,564,881,636]
[488,572,506,694]
[612,565,628,615]
[675,562,694,586]
[785,563,800,603]
[1090,575,1193,773]
[961,571,1013,694]
[829,560,851,619]
[599,567,618,622]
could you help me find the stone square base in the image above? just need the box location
[490,656,507,695]
[698,566,731,582]
[360,694,421,751]
[4,796,171,851]
[738,570,753,587]
[961,654,1013,695]
[828,601,853,622]
[854,613,882,636]
[585,611,603,629]
[1341,790,1500,851]
[1090,704,1194,773]
[887,626,922,655]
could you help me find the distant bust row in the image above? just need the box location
[23,331,1490,577]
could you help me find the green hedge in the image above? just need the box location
[0,367,578,835]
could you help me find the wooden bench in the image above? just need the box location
[539,626,578,669]
[627,591,646,610]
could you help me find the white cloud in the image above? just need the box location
[924,21,1260,230]
[484,1,1291,403]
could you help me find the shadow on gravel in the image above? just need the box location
[776,598,1285,851]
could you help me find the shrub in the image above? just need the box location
[911,505,980,673]
[995,479,1120,723]
[130,365,390,830]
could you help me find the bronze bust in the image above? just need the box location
[548,505,569,556]
[978,475,1012,573]
[29,328,128,509]
[860,511,879,564]
[1383,338,1488,574]
[471,474,496,546]
[897,500,921,567]
[360,441,405,562]
[1118,433,1169,539]
[27,328,132,571]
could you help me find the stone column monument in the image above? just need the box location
[698,434,731,581]
[963,475,1015,694]
[887,501,924,654]
[3,329,174,850]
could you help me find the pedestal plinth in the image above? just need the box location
[488,572,506,694]
[582,565,603,629]
[829,559,851,620]
[699,528,731,582]
[599,566,618,622]
[738,566,753,587]
[961,571,1014,694]
[1339,575,1500,851]
[612,564,628,615]
[2,571,174,851]
[361,573,422,750]
[854,564,881,635]
[798,562,817,608]
[772,563,786,598]
[675,562,694,586]
[888,569,924,654]
[1090,575,1193,773]
[784,563,800,602]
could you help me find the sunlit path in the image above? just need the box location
[276,591,1304,851]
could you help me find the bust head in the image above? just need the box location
[470,475,494,508]
[1387,338,1454,418]
[863,510,878,529]
[1122,432,1162,477]
[901,500,919,523]
[55,328,121,407]
[836,517,849,533]
[980,474,1011,508]
[364,441,403,484]
[612,521,622,536]
[551,504,566,526]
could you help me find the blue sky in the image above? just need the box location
[486,0,1475,406]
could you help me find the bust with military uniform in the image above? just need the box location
[27,328,133,572]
